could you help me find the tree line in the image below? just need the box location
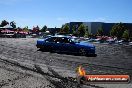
[59,24,90,37]
[59,22,131,41]
[110,22,130,41]
[0,20,47,32]
[0,20,131,41]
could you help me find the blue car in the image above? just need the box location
[36,35,96,56]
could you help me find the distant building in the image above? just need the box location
[102,23,132,36]
[83,22,103,35]
[66,22,132,36]
[67,22,103,35]
[0,25,14,34]
[0,24,13,30]
[66,22,83,33]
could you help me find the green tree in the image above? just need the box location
[97,26,103,36]
[84,26,89,37]
[122,30,129,41]
[110,22,125,39]
[60,24,70,34]
[72,25,77,35]
[78,24,86,37]
[41,25,47,32]
[23,26,29,32]
[59,25,64,33]
[84,32,89,38]
[110,25,116,37]
[0,20,9,27]
[10,21,16,28]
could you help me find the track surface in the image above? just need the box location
[0,38,132,88]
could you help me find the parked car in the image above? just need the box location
[106,39,115,44]
[129,42,132,46]
[86,38,100,43]
[116,40,129,45]
[36,35,96,56]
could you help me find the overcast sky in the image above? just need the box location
[0,0,131,28]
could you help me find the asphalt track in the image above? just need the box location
[0,38,132,88]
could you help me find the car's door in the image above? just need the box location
[44,37,55,50]
[52,37,63,52]
[61,38,78,53]
[45,37,63,51]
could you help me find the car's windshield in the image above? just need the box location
[71,38,80,43]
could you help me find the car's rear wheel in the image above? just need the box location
[79,48,86,56]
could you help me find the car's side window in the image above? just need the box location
[45,37,72,44]
[62,38,70,44]
[45,37,55,42]
[54,37,62,43]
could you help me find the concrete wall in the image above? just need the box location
[102,23,115,36]
[83,22,91,34]
[91,22,103,35]
[67,22,132,36]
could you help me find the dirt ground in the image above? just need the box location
[0,38,132,88]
